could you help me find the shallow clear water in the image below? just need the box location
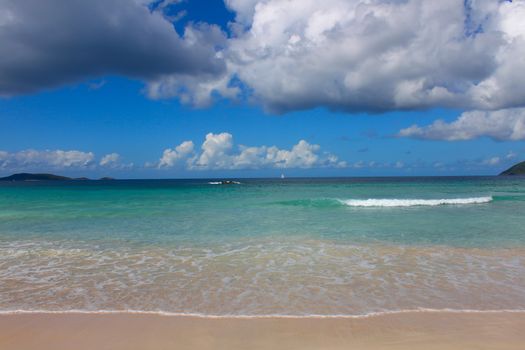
[1,177,524,315]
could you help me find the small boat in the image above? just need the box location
[281,173,285,179]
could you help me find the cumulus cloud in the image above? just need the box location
[0,149,137,172]
[221,0,525,113]
[0,150,95,170]
[0,0,226,96]
[155,132,345,170]
[158,141,195,168]
[193,133,234,169]
[99,153,120,167]
[4,1,525,114]
[398,108,525,141]
[227,0,525,113]
[222,0,525,113]
[146,71,240,108]
[99,153,133,169]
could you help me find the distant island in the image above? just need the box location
[0,173,115,181]
[500,161,525,176]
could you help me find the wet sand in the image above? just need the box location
[1,311,524,350]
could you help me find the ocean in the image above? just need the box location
[1,177,524,316]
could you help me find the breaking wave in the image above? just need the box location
[274,196,493,208]
[339,197,493,207]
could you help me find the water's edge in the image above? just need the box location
[2,308,525,319]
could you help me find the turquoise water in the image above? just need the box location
[1,177,525,315]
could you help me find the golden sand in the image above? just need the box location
[1,311,524,350]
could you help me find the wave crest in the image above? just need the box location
[339,197,493,207]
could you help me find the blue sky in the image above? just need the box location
[1,0,524,178]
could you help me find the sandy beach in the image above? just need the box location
[1,311,524,350]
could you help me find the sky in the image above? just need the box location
[1,0,524,178]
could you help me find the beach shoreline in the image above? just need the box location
[1,310,524,350]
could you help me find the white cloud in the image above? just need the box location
[158,141,195,168]
[146,72,240,108]
[155,132,345,170]
[99,153,120,166]
[99,153,133,169]
[398,108,525,141]
[3,1,525,115]
[200,0,525,113]
[0,150,95,170]
[0,149,137,172]
[193,133,234,169]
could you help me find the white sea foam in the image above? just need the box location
[1,308,524,319]
[339,196,493,207]
[2,238,524,317]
